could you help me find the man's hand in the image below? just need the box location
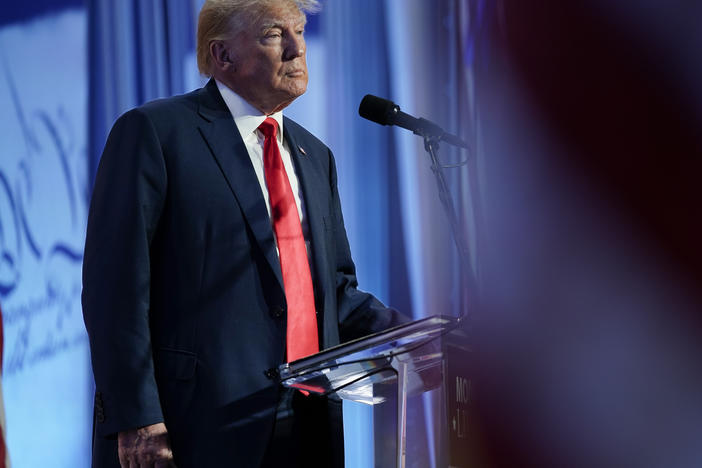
[117,422,176,467]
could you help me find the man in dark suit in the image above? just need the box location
[82,0,402,466]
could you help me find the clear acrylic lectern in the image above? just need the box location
[277,315,472,468]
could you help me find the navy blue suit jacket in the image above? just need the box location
[82,79,402,466]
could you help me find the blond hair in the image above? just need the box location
[196,0,320,77]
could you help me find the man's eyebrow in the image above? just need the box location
[259,15,307,31]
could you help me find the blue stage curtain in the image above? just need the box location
[322,0,398,309]
[87,0,201,185]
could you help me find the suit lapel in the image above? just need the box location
[197,80,284,292]
[283,120,330,308]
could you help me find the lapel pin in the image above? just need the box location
[298,145,307,156]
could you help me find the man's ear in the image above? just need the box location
[210,40,235,72]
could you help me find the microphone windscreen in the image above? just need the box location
[358,94,396,126]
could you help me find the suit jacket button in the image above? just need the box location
[272,305,285,318]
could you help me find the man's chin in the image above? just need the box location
[286,80,307,98]
[281,86,307,103]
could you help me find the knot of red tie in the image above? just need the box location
[258,117,278,139]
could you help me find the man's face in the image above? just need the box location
[221,1,308,114]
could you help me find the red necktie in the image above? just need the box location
[259,118,319,362]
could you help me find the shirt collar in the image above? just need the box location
[215,79,284,144]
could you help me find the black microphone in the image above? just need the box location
[358,94,468,149]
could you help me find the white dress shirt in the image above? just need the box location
[215,80,312,257]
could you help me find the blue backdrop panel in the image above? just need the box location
[0,8,91,467]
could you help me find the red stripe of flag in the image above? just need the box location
[0,303,7,468]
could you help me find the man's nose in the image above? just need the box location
[284,34,305,60]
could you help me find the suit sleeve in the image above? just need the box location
[82,108,167,437]
[326,151,409,342]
